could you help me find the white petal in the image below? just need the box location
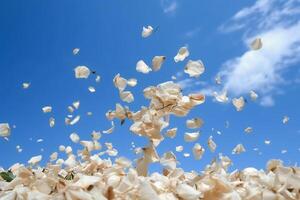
[282,116,289,124]
[214,90,229,103]
[215,75,222,85]
[251,38,263,50]
[264,140,271,145]
[174,47,189,62]
[127,78,137,87]
[184,60,205,78]
[22,82,30,89]
[102,121,115,134]
[232,97,245,111]
[152,56,166,71]
[72,101,80,109]
[69,115,80,125]
[49,117,55,128]
[74,66,90,79]
[36,139,43,143]
[42,106,52,113]
[95,75,101,82]
[176,145,183,152]
[73,48,80,55]
[184,132,200,142]
[0,123,11,137]
[88,86,96,93]
[136,60,152,74]
[69,133,80,143]
[183,153,190,157]
[120,91,134,103]
[142,25,154,38]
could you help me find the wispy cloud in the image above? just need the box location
[160,0,178,14]
[176,78,207,92]
[217,0,300,106]
[184,27,201,38]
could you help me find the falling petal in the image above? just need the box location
[250,38,263,50]
[136,60,152,74]
[174,47,189,62]
[184,60,205,78]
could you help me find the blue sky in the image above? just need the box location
[0,0,300,172]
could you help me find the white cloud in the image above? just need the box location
[217,0,300,106]
[260,95,275,107]
[161,0,178,14]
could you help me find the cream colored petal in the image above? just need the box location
[59,145,65,151]
[176,183,201,200]
[152,56,166,71]
[184,60,205,78]
[232,97,245,111]
[232,144,246,154]
[42,106,52,113]
[91,130,101,140]
[69,133,80,143]
[136,60,152,74]
[28,155,42,165]
[0,123,11,137]
[214,90,229,103]
[244,127,253,134]
[174,47,189,62]
[165,128,177,138]
[102,121,115,134]
[50,152,58,161]
[207,136,217,152]
[138,180,160,200]
[120,91,134,103]
[113,73,127,91]
[184,132,200,142]
[186,118,204,129]
[176,145,183,152]
[251,38,263,50]
[142,25,154,38]
[74,66,90,79]
[127,78,137,87]
[160,151,177,170]
[249,90,258,101]
[193,143,205,160]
